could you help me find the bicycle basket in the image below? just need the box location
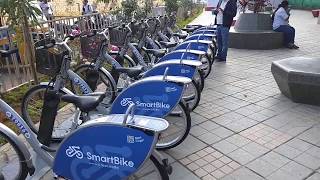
[80,32,104,59]
[108,28,128,48]
[35,38,68,77]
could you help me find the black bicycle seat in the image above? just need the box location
[181,27,195,33]
[172,33,188,39]
[61,93,105,112]
[159,41,177,49]
[116,67,143,79]
[144,48,166,58]
[0,48,18,58]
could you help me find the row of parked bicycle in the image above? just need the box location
[0,15,216,180]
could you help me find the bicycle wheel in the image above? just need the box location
[194,69,205,92]
[72,64,117,104]
[21,84,76,141]
[156,101,191,150]
[182,80,201,111]
[140,48,153,65]
[0,131,29,180]
[128,155,169,180]
[200,54,212,78]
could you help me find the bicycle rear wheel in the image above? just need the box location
[128,155,169,180]
[156,102,191,150]
[0,131,29,180]
[200,54,212,78]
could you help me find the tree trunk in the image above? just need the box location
[22,15,38,85]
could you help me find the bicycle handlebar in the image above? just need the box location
[56,36,73,53]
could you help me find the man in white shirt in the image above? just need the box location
[272,0,299,49]
[82,0,93,15]
[213,0,237,62]
[39,0,53,20]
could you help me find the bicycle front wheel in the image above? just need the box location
[21,84,77,141]
[200,54,212,78]
[72,64,117,104]
[0,131,29,180]
[182,80,201,111]
[156,102,191,150]
[128,155,169,180]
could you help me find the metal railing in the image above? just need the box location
[0,12,121,93]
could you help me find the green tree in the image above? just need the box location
[0,0,42,83]
[121,0,138,20]
[165,0,179,15]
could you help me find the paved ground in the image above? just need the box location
[164,10,320,180]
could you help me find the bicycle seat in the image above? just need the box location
[61,93,105,112]
[116,67,143,79]
[159,41,177,49]
[144,48,166,58]
[173,33,188,39]
[181,27,195,33]
[0,48,18,58]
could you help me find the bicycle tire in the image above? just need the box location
[21,84,71,142]
[108,52,137,67]
[0,131,29,180]
[140,48,153,65]
[156,101,191,150]
[194,69,205,92]
[183,80,201,111]
[201,54,212,78]
[71,64,117,103]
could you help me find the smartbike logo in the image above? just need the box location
[5,111,31,139]
[120,98,170,109]
[73,78,91,94]
[65,146,135,168]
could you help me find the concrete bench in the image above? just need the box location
[271,57,320,105]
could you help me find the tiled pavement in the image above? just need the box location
[165,10,320,180]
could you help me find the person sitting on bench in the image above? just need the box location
[272,0,299,49]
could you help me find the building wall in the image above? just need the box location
[50,0,118,16]
[51,0,164,16]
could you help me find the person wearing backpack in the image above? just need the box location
[272,0,299,49]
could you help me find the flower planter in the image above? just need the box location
[312,10,319,18]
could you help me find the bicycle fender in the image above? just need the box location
[0,123,35,175]
[124,54,138,66]
[99,67,117,94]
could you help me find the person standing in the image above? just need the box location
[82,0,93,15]
[213,0,237,62]
[272,0,299,49]
[39,0,54,21]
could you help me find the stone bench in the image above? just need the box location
[271,57,320,105]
